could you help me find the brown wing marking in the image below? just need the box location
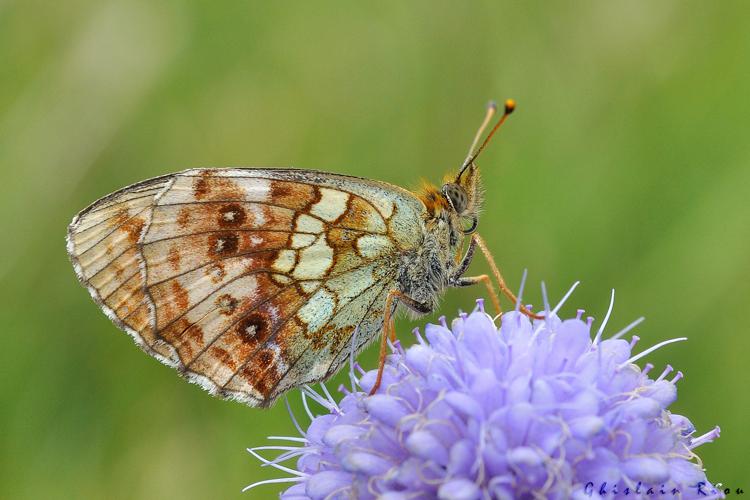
[163,172,389,235]
[139,227,367,297]
[215,249,397,402]
[160,274,293,366]
[225,272,395,406]
[143,231,334,333]
[164,257,393,405]
[174,168,423,224]
[183,284,310,392]
[144,201,298,244]
[141,235,385,357]
[162,171,319,211]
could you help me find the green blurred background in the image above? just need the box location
[1,1,748,498]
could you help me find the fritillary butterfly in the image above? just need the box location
[67,100,539,407]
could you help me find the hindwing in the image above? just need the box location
[67,168,426,406]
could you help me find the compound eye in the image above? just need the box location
[442,183,468,214]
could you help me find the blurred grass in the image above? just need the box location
[1,0,749,498]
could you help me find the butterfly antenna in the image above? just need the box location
[466,101,498,159]
[457,98,516,182]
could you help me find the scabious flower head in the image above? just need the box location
[247,286,721,499]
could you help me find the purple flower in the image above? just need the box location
[246,284,722,499]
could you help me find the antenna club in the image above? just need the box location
[459,100,515,176]
[487,100,498,111]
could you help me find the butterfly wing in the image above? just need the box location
[67,168,426,406]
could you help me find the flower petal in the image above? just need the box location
[364,395,408,427]
[305,471,353,500]
[341,451,393,475]
[622,456,670,483]
[437,478,481,500]
[406,429,449,466]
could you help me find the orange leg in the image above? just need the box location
[452,237,501,314]
[369,290,429,396]
[473,233,544,320]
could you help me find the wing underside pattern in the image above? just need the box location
[68,168,425,406]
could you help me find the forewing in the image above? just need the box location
[67,168,425,406]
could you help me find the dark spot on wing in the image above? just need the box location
[218,203,247,227]
[237,313,270,347]
[208,232,239,256]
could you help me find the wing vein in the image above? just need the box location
[185,280,318,372]
[74,205,151,258]
[155,257,387,354]
[264,274,393,399]
[85,192,161,216]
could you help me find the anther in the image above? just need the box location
[689,426,721,449]
[392,340,403,354]
[656,364,674,382]
[476,298,485,313]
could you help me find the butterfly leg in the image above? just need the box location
[450,237,502,315]
[369,290,430,396]
[473,233,544,320]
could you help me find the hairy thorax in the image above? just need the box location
[398,215,463,315]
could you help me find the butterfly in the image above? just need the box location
[67,99,540,408]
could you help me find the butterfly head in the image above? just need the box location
[420,99,515,247]
[442,163,481,234]
[442,98,516,235]
[418,163,482,237]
